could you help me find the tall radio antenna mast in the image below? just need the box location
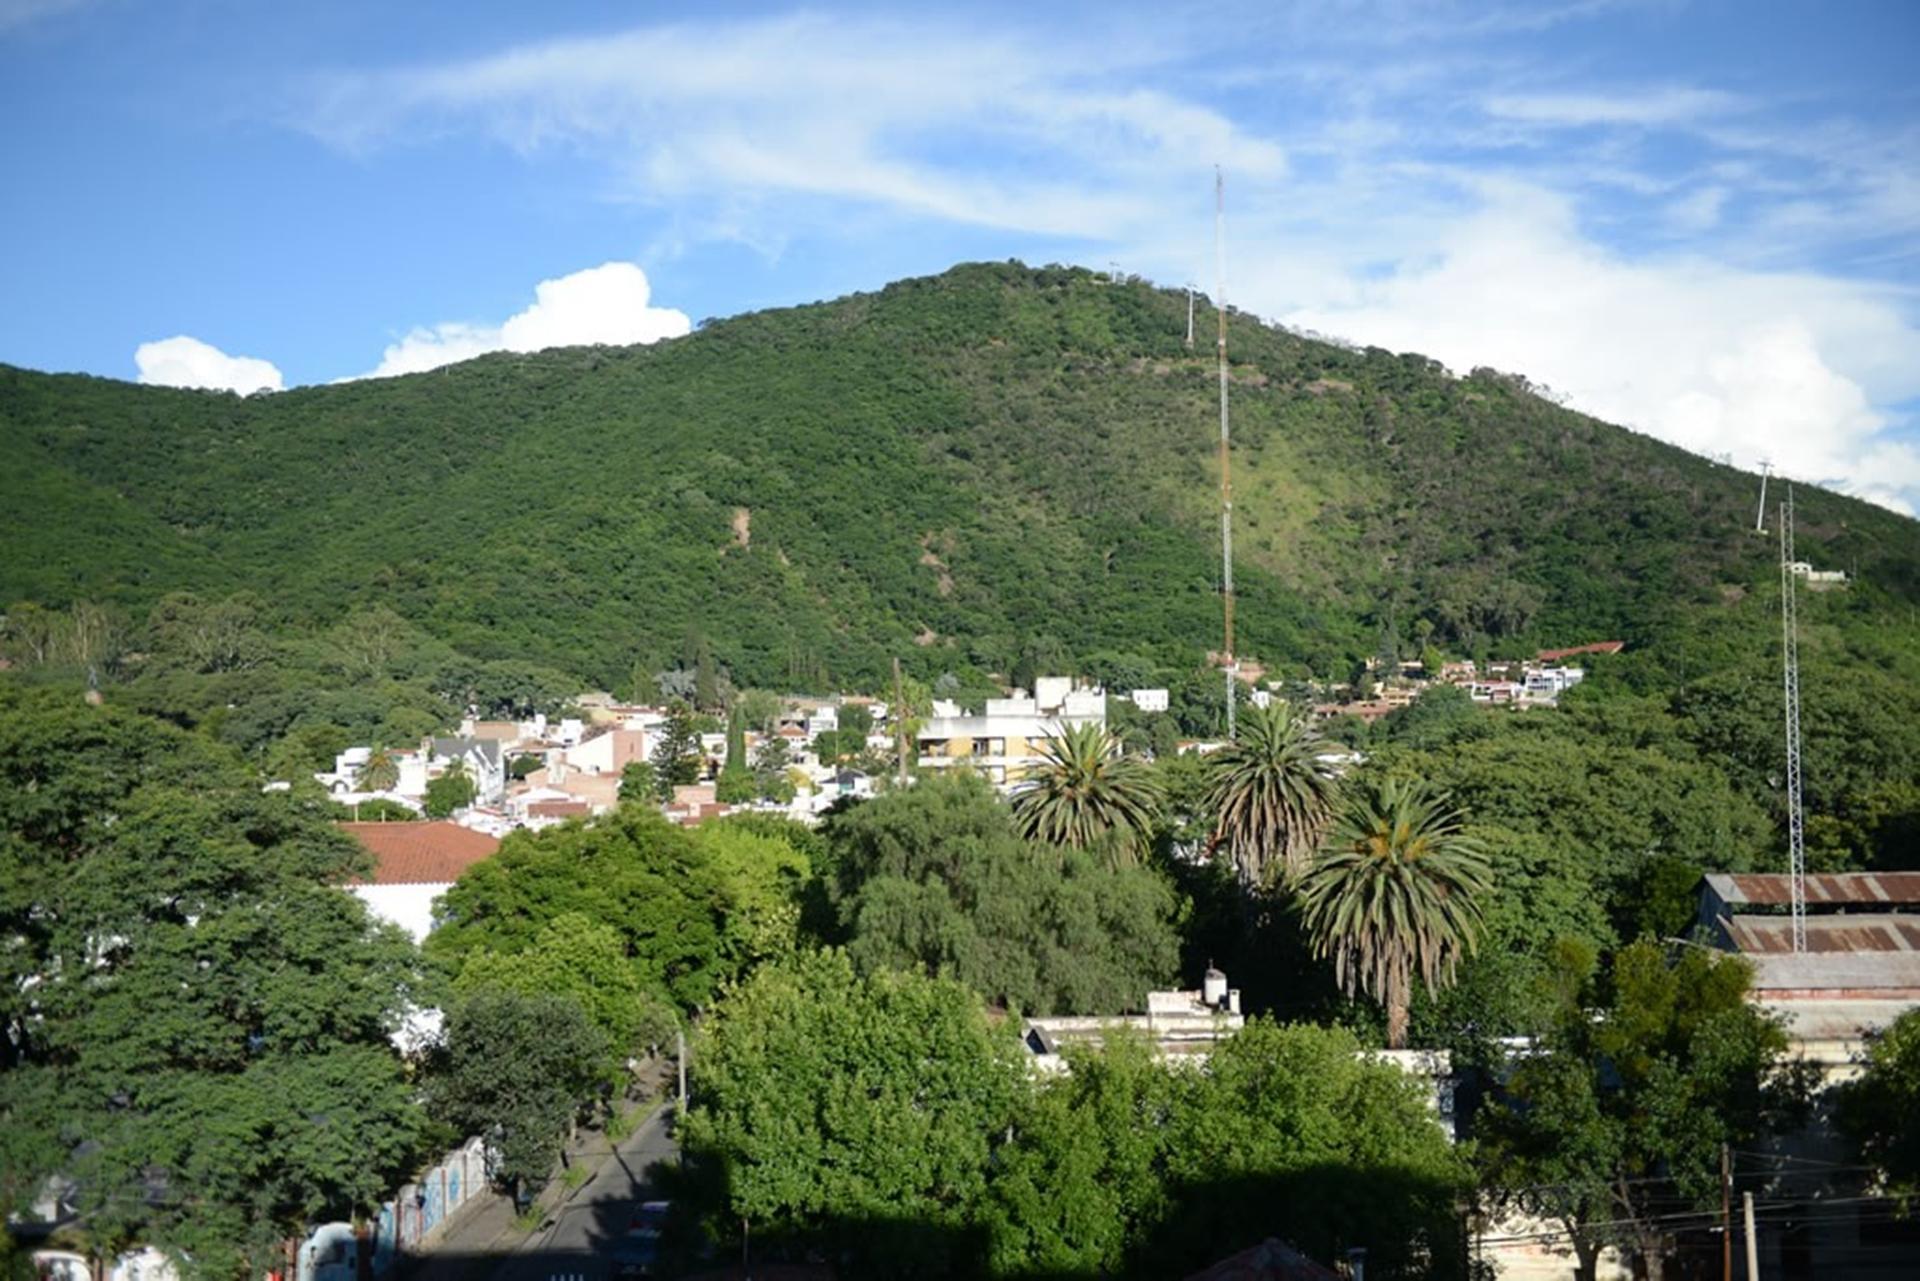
[1215,167,1237,740]
[1779,487,1806,952]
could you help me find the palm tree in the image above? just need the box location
[1296,777,1492,1048]
[1206,701,1342,888]
[357,743,400,793]
[1012,721,1161,865]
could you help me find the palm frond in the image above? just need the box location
[1205,701,1342,888]
[1011,721,1161,867]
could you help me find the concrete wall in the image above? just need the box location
[297,1137,490,1281]
[347,882,448,945]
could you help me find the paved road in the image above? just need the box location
[506,1106,681,1281]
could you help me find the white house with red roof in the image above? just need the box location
[339,820,500,944]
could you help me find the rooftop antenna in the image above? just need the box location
[1215,166,1237,740]
[1755,459,1771,534]
[1779,487,1806,953]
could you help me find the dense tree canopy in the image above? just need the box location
[428,807,735,1011]
[1477,939,1809,1281]
[680,952,1467,1279]
[824,773,1181,1015]
[423,987,608,1196]
[0,684,427,1274]
[681,950,1027,1276]
[1835,1008,1920,1202]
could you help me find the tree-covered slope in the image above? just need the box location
[4,260,1917,692]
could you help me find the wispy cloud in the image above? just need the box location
[300,15,1280,241]
[1483,86,1744,127]
[0,0,92,34]
[289,10,1920,511]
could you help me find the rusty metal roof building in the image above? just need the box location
[1702,872,1920,909]
[1698,871,1920,1065]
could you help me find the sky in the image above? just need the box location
[3,1,1918,512]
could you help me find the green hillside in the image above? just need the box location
[4,259,1918,696]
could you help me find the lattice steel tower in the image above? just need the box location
[1779,488,1806,953]
[1215,167,1237,739]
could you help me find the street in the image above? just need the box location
[402,1104,681,1281]
[506,1105,682,1281]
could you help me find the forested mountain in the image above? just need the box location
[5,259,1918,701]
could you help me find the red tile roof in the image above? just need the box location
[1536,641,1625,661]
[339,821,500,885]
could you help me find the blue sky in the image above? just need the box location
[4,0,1918,509]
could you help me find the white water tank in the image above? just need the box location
[1203,966,1228,1008]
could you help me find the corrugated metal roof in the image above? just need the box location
[1707,872,1920,907]
[1746,951,1920,993]
[1728,914,1920,954]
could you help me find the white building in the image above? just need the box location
[563,726,653,777]
[339,821,501,945]
[316,745,430,804]
[1125,688,1170,713]
[1521,666,1585,702]
[1023,967,1245,1075]
[916,679,1107,788]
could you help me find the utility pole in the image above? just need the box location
[1721,1144,1733,1281]
[1743,1191,1760,1279]
[1186,284,1195,348]
[892,656,909,787]
[1755,459,1771,534]
[676,1028,688,1122]
[1780,490,1806,952]
[1215,166,1237,740]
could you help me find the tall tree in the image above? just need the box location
[1477,939,1810,1281]
[357,742,400,792]
[424,986,608,1199]
[618,759,658,806]
[424,759,475,817]
[828,773,1180,1016]
[1011,721,1161,865]
[1206,701,1342,888]
[1296,777,1491,1047]
[649,702,701,801]
[1835,1008,1920,1202]
[715,707,755,804]
[681,630,722,710]
[0,685,428,1274]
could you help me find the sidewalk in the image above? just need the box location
[398,1086,672,1281]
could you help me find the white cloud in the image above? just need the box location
[1483,87,1743,128]
[296,14,1920,511]
[134,335,284,395]
[302,15,1279,241]
[360,261,690,379]
[1274,187,1920,513]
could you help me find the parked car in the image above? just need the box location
[607,1200,671,1278]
